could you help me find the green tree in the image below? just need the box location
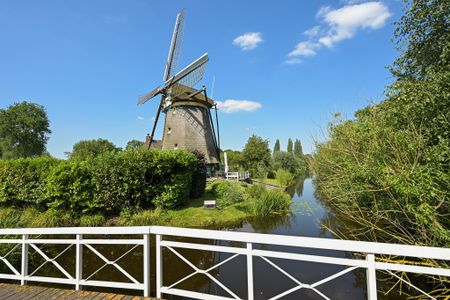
[0,101,51,159]
[220,150,244,171]
[273,151,302,174]
[287,138,293,153]
[125,139,144,151]
[391,0,449,79]
[242,135,271,177]
[69,139,119,160]
[294,139,303,157]
[273,139,280,155]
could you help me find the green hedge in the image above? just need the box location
[0,157,60,206]
[0,149,197,214]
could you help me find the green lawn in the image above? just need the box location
[254,178,285,187]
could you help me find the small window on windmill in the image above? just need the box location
[168,127,171,134]
[174,143,178,149]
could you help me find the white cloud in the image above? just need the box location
[288,41,320,58]
[137,116,145,121]
[233,32,263,50]
[216,99,262,113]
[318,2,392,48]
[304,26,321,37]
[286,1,391,61]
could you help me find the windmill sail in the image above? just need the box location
[165,53,208,96]
[164,9,185,81]
[171,60,207,96]
[137,53,208,105]
[137,86,161,105]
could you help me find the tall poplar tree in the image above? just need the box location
[294,139,303,157]
[273,139,280,154]
[287,138,293,153]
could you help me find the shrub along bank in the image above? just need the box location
[0,179,292,229]
[0,149,198,214]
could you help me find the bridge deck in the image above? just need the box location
[0,283,157,299]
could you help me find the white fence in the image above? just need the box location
[0,225,449,299]
[226,171,250,181]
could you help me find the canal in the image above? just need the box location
[160,178,410,299]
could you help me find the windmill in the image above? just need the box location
[137,10,221,173]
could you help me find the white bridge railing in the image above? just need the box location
[0,226,449,299]
[226,171,250,181]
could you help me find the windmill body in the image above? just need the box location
[138,10,220,172]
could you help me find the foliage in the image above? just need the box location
[273,139,280,154]
[246,184,266,199]
[211,180,245,209]
[0,101,51,159]
[391,0,449,79]
[119,208,164,226]
[252,190,291,217]
[45,160,95,212]
[272,151,304,175]
[69,138,119,160]
[125,139,144,151]
[29,208,75,228]
[275,169,295,187]
[89,149,196,212]
[294,139,303,157]
[221,149,244,171]
[211,180,231,198]
[0,157,60,207]
[242,135,272,177]
[0,149,198,214]
[80,214,105,227]
[0,207,24,228]
[287,138,293,153]
[189,150,207,198]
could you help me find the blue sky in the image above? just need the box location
[0,0,403,157]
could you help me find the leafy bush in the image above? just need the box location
[252,190,291,217]
[0,149,198,215]
[275,169,295,187]
[189,150,207,198]
[247,184,266,199]
[45,160,95,212]
[154,174,192,209]
[90,149,196,212]
[212,180,245,209]
[211,180,231,198]
[0,157,60,207]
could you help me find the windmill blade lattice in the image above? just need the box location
[170,60,207,97]
[164,9,185,81]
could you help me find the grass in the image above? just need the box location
[255,178,285,187]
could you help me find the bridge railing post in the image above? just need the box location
[143,233,151,297]
[156,234,162,298]
[75,234,83,291]
[247,242,254,300]
[21,234,28,285]
[366,253,377,300]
